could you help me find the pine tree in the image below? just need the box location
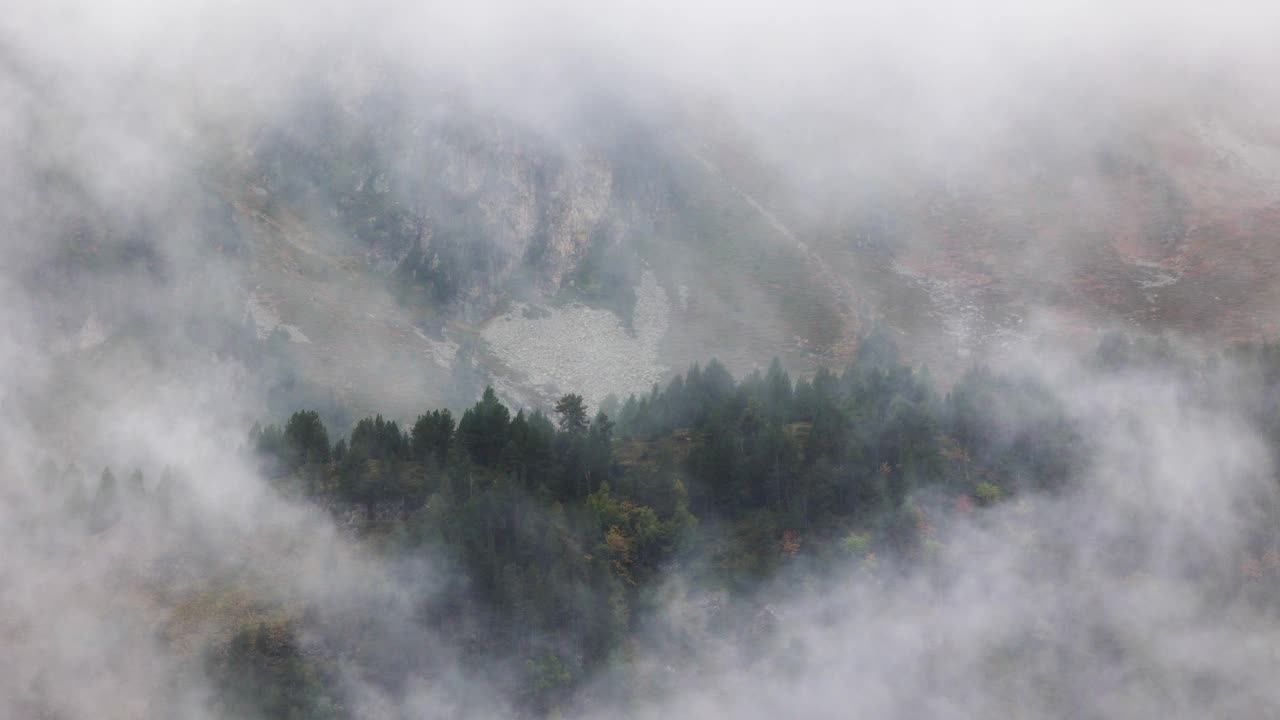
[554,394,589,435]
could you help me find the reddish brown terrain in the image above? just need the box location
[777,103,1280,374]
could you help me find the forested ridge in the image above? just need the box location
[240,328,1084,717]
[58,331,1280,717]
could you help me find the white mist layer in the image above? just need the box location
[3,0,1280,717]
[578,354,1280,719]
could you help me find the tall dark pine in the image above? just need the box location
[459,387,512,466]
[554,394,589,435]
[283,410,331,467]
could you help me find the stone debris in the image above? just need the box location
[481,271,670,408]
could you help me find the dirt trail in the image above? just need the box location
[686,147,860,358]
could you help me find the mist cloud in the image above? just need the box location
[3,0,1280,717]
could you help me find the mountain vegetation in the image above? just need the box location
[226,328,1096,716]
[52,329,1280,717]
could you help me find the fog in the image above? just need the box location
[582,337,1280,718]
[3,0,1280,717]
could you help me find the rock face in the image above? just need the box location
[223,71,1280,413]
[233,83,712,414]
[251,85,644,324]
[541,150,614,289]
[430,141,617,306]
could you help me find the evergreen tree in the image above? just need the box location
[459,387,511,466]
[411,409,454,465]
[284,410,331,467]
[89,467,120,532]
[554,394,589,435]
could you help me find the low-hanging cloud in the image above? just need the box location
[574,338,1280,719]
[3,0,1280,718]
